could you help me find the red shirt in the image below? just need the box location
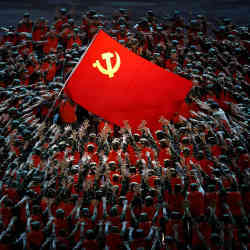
[188,191,205,217]
[129,174,141,184]
[166,219,185,243]
[67,35,82,49]
[54,151,65,162]
[126,145,137,165]
[158,148,171,166]
[106,233,123,250]
[192,222,212,247]
[81,239,99,250]
[54,217,69,235]
[55,18,66,33]
[27,230,44,249]
[32,154,41,167]
[74,217,94,242]
[170,176,182,190]
[205,191,219,212]
[226,191,242,216]
[43,36,58,54]
[107,149,120,164]
[0,244,11,250]
[165,59,177,71]
[17,20,33,33]
[59,100,77,124]
[0,205,12,227]
[242,191,250,214]
[131,238,150,250]
[211,145,222,157]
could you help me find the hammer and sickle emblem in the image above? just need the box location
[93,52,121,78]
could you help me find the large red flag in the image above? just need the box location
[65,30,192,130]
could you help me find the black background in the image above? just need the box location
[0,0,249,28]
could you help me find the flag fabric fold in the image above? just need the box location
[65,30,193,130]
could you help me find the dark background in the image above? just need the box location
[0,0,249,28]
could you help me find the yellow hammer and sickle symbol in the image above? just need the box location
[93,52,121,78]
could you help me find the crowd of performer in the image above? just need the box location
[0,7,249,250]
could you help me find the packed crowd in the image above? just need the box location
[0,7,249,250]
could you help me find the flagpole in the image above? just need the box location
[38,30,102,127]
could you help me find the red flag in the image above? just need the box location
[65,30,192,130]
